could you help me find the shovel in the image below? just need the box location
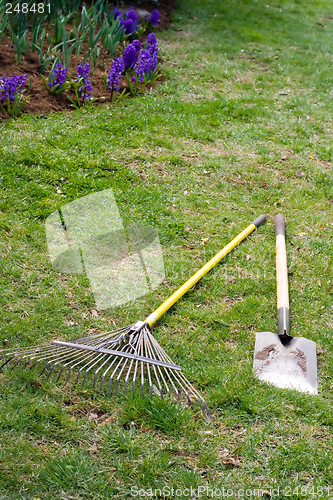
[253,214,317,394]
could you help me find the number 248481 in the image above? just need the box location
[6,3,51,14]
[284,486,331,496]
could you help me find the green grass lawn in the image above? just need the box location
[1,0,333,498]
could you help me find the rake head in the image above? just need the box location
[0,322,211,419]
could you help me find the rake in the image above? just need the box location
[1,215,266,418]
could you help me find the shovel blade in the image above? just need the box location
[253,332,317,394]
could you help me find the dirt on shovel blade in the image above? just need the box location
[253,332,317,394]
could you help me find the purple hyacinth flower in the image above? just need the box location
[123,43,138,70]
[107,57,124,92]
[126,9,138,30]
[147,9,160,26]
[146,33,159,71]
[113,8,121,19]
[78,62,90,80]
[0,77,8,102]
[120,18,134,35]
[147,33,157,46]
[132,39,141,54]
[17,74,27,92]
[75,62,92,100]
[134,49,152,83]
[49,63,67,90]
[0,74,27,102]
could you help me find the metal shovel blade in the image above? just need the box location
[253,332,317,394]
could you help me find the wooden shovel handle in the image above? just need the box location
[275,214,290,335]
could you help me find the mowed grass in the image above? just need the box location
[1,0,333,497]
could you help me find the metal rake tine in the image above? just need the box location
[99,354,121,394]
[29,350,66,375]
[92,350,119,390]
[59,364,79,383]
[92,354,114,390]
[59,348,96,374]
[27,357,47,371]
[82,370,88,388]
[74,326,132,351]
[65,350,97,382]
[64,367,73,385]
[155,364,172,398]
[170,369,195,403]
[141,366,145,398]
[49,359,71,381]
[123,358,134,395]
[127,329,144,396]
[81,353,106,389]
[107,376,113,395]
[74,350,107,386]
[143,328,165,397]
[152,334,200,404]
[0,354,10,366]
[24,346,66,369]
[100,355,121,393]
[143,335,152,396]
[134,330,146,398]
[27,354,46,370]
[0,351,11,362]
[50,347,87,382]
[0,354,19,370]
[36,349,68,374]
[4,349,37,369]
[99,341,135,394]
[107,354,128,395]
[132,359,139,394]
[164,368,180,399]
[114,357,129,396]
[53,347,92,369]
[197,398,212,420]
[177,369,205,401]
[172,368,209,413]
[158,365,173,398]
[33,347,79,374]
[92,372,98,390]
[0,349,16,362]
[139,343,145,398]
[0,345,40,362]
[74,352,106,387]
[41,361,51,375]
[46,349,81,379]
[76,324,134,343]
[46,361,58,379]
[10,353,34,370]
[187,394,194,409]
[99,357,117,395]
[148,333,178,398]
[146,349,160,397]
[167,367,194,406]
[99,374,105,394]
[75,368,83,385]
[56,363,69,382]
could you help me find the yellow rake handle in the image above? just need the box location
[145,215,266,327]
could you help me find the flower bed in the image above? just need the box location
[0,0,174,118]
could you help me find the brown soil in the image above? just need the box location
[254,344,277,361]
[255,344,307,373]
[0,1,174,118]
[292,348,307,372]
